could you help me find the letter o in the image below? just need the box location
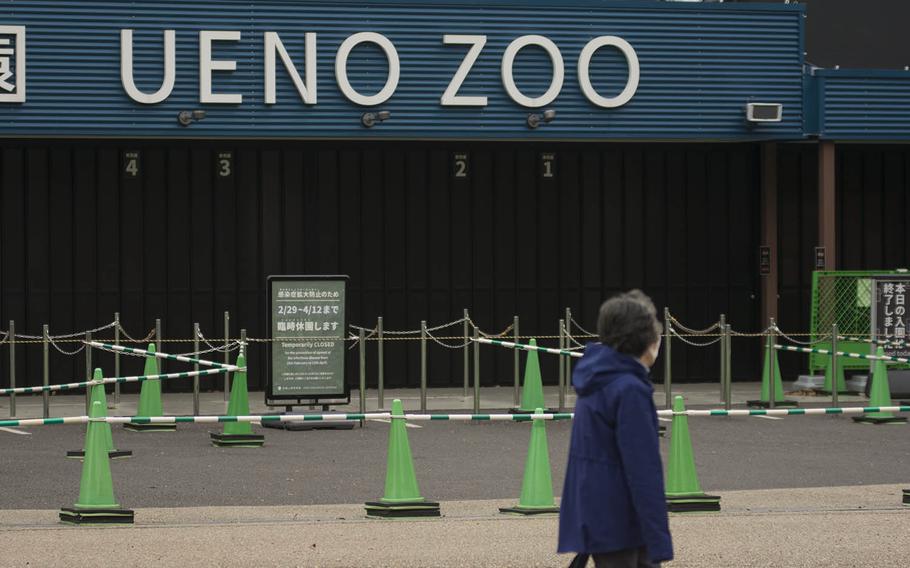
[335,32,400,106]
[501,35,564,108]
[577,36,640,108]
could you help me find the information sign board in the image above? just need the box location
[266,275,349,405]
[871,275,910,359]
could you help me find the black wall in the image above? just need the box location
[0,141,765,391]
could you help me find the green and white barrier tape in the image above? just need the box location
[474,337,583,358]
[3,406,910,428]
[0,367,241,396]
[775,344,910,364]
[88,341,236,369]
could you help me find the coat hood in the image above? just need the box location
[572,342,651,397]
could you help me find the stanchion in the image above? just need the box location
[724,324,732,411]
[463,309,469,398]
[831,324,839,408]
[9,320,15,418]
[719,314,726,403]
[473,328,480,414]
[378,316,385,410]
[223,311,230,401]
[558,319,565,412]
[113,313,121,408]
[420,320,427,412]
[664,308,672,410]
[193,322,200,416]
[42,324,50,417]
[359,327,367,416]
[513,315,520,408]
[564,307,572,407]
[85,331,92,414]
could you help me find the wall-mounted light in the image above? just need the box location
[527,109,556,129]
[177,110,206,126]
[361,110,391,128]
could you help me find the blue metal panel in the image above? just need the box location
[0,0,805,140]
[816,69,910,141]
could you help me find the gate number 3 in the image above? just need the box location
[217,152,233,178]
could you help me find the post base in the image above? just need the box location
[59,507,134,524]
[365,500,441,518]
[509,407,557,415]
[658,425,667,438]
[66,449,132,459]
[902,489,910,505]
[666,494,721,513]
[123,422,177,432]
[746,399,799,409]
[210,432,265,447]
[851,415,907,425]
[499,505,559,515]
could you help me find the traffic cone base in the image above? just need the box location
[66,449,133,459]
[499,504,559,515]
[59,507,134,524]
[210,432,265,447]
[851,415,907,425]
[364,500,440,518]
[746,399,799,409]
[666,494,721,513]
[902,489,910,505]
[123,422,177,432]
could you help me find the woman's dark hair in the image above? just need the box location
[596,290,663,358]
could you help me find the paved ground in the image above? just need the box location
[0,386,908,566]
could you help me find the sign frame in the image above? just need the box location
[266,274,350,407]
[871,275,910,360]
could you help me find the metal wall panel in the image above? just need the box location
[814,70,910,140]
[0,0,804,140]
[0,140,763,390]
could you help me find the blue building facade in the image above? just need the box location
[0,0,907,389]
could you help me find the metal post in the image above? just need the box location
[223,311,230,401]
[9,320,15,418]
[239,328,247,393]
[193,323,200,416]
[113,313,121,407]
[473,328,480,414]
[420,321,428,412]
[85,331,92,414]
[768,318,777,410]
[358,328,366,415]
[558,319,566,411]
[463,309,469,398]
[719,314,727,402]
[724,324,733,411]
[377,316,384,410]
[664,308,672,410]
[41,324,49,418]
[155,318,162,372]
[558,319,565,410]
[513,315,520,407]
[831,323,839,408]
[564,308,572,406]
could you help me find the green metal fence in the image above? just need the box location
[809,270,905,373]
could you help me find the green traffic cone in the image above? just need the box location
[823,355,848,394]
[500,409,559,515]
[512,339,549,413]
[67,370,131,459]
[665,396,720,513]
[125,344,175,432]
[211,353,264,447]
[853,347,906,424]
[365,399,440,518]
[59,400,134,524]
[748,345,798,408]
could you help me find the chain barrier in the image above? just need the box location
[562,323,589,349]
[425,327,472,349]
[670,327,721,347]
[772,325,831,346]
[49,336,88,356]
[468,318,515,338]
[177,341,244,358]
[116,323,157,344]
[667,313,720,335]
[569,317,597,337]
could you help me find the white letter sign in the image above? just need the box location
[501,35,564,108]
[121,29,176,104]
[264,32,317,105]
[441,35,487,107]
[0,25,26,103]
[200,30,242,104]
[335,32,399,106]
[577,36,639,108]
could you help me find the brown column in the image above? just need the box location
[818,141,836,270]
[760,143,778,328]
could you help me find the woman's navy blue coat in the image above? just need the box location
[557,342,673,563]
